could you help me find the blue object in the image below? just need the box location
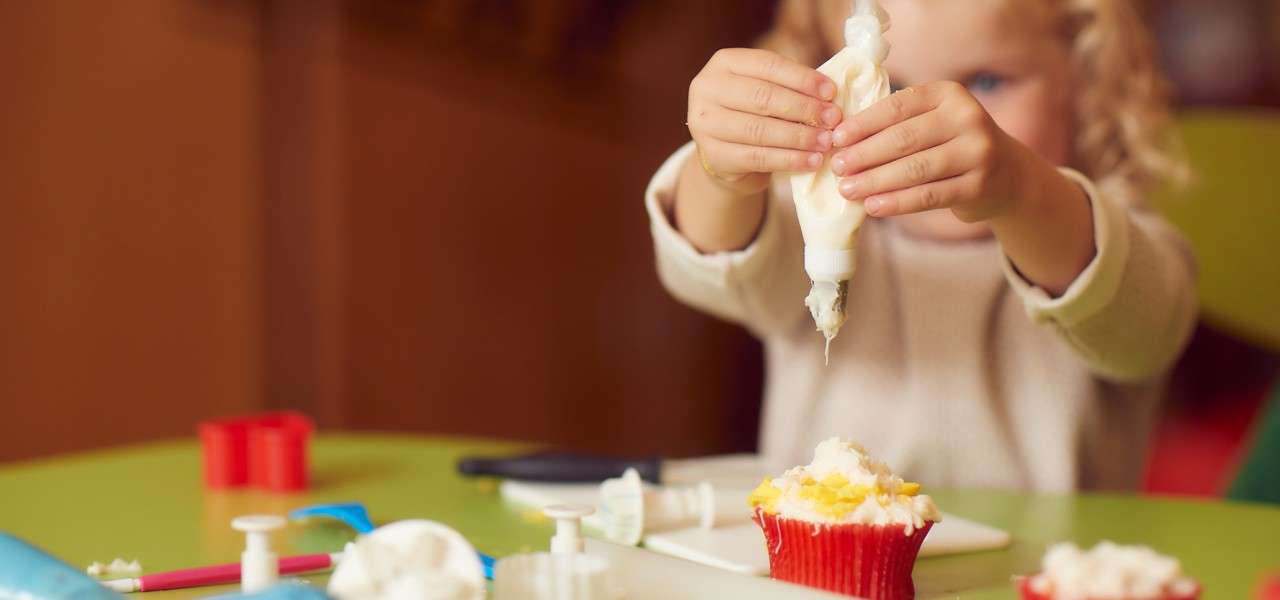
[289,503,376,534]
[204,583,331,599]
[0,532,123,600]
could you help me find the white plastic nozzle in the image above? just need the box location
[493,553,619,600]
[648,481,718,531]
[804,247,857,282]
[599,469,719,546]
[544,504,593,555]
[232,514,286,593]
[494,504,620,599]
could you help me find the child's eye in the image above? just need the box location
[966,73,1004,94]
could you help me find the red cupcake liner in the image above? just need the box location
[1017,574,1201,600]
[753,508,933,599]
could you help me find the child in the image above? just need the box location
[645,0,1196,491]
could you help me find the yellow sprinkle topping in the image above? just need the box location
[820,473,849,488]
[747,477,783,512]
[748,474,924,519]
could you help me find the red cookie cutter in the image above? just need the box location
[198,411,313,492]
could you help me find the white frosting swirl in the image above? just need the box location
[844,0,891,64]
[765,438,939,533]
[1027,542,1199,599]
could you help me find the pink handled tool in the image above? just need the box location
[99,552,343,593]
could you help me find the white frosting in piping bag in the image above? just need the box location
[791,0,892,358]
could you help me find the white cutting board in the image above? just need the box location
[501,480,1010,575]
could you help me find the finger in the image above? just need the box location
[700,108,832,152]
[716,75,842,128]
[831,110,954,176]
[862,172,981,218]
[701,138,823,174]
[832,85,943,147]
[837,140,970,201]
[723,48,836,100]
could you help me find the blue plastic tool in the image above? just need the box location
[0,532,124,600]
[205,582,331,599]
[287,503,496,580]
[288,503,375,534]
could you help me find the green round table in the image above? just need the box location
[1,434,1277,599]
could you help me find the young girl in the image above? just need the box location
[645,0,1196,491]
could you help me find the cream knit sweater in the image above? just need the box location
[647,143,1197,491]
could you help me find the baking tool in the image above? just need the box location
[233,515,287,592]
[459,452,662,483]
[203,582,331,599]
[288,503,375,534]
[200,412,313,492]
[584,538,848,600]
[97,553,341,593]
[458,452,773,487]
[544,504,593,555]
[0,532,124,599]
[791,0,893,356]
[644,516,1010,576]
[501,479,751,532]
[502,479,1012,573]
[598,468,716,545]
[493,504,621,600]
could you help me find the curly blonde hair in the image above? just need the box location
[758,0,1190,204]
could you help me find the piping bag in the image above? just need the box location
[791,0,892,361]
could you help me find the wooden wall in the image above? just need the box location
[0,1,266,459]
[0,0,774,462]
[332,2,773,456]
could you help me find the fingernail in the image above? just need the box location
[833,128,850,146]
[865,197,884,215]
[816,130,832,150]
[808,153,823,169]
[821,106,841,128]
[831,156,847,175]
[819,82,836,100]
[839,177,859,198]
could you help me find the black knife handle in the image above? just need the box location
[456,452,661,483]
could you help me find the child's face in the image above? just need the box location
[820,0,1075,167]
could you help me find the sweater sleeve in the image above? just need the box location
[645,142,812,337]
[1001,168,1198,383]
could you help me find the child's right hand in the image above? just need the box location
[686,49,843,195]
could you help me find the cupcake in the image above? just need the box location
[1258,572,1280,600]
[748,438,939,599]
[1019,541,1200,600]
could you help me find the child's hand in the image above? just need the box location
[829,81,1036,222]
[687,49,844,195]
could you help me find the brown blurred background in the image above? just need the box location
[2,1,1278,478]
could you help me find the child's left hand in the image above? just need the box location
[829,81,1039,223]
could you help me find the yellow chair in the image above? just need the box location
[1157,110,1280,351]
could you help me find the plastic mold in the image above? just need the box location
[199,411,313,492]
